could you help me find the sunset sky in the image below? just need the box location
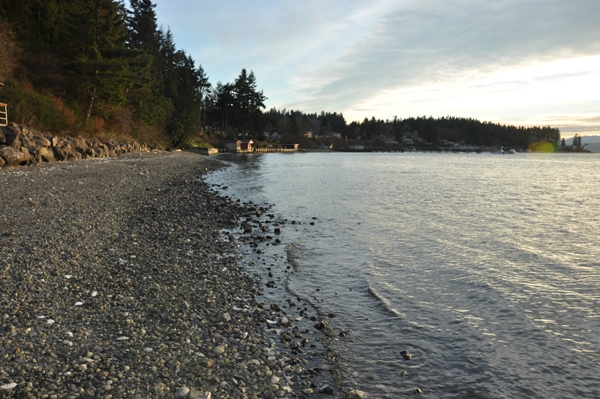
[153,0,600,138]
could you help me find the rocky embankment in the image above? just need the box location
[0,152,337,399]
[0,122,148,168]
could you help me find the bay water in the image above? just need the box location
[206,152,600,398]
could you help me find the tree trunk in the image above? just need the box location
[85,2,100,121]
[85,74,98,120]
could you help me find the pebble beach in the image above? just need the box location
[0,152,339,399]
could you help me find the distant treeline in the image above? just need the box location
[0,0,560,148]
[264,109,560,149]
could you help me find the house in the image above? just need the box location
[264,131,281,140]
[304,131,313,139]
[240,140,253,151]
[223,141,240,153]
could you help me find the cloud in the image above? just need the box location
[156,0,386,82]
[156,0,600,133]
[291,0,600,113]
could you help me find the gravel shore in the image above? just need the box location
[0,152,337,399]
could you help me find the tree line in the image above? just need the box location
[263,110,560,149]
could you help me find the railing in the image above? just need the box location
[0,103,7,126]
[254,148,298,153]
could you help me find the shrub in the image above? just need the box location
[0,78,77,133]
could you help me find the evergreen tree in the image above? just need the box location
[126,0,171,130]
[0,0,62,49]
[232,69,266,138]
[211,82,236,136]
[60,0,132,119]
[128,0,160,55]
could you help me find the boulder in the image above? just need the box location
[0,146,30,167]
[33,133,51,148]
[7,122,21,136]
[9,136,21,150]
[20,146,32,165]
[52,144,74,161]
[0,123,148,166]
[39,147,56,163]
[0,155,4,168]
[69,137,88,155]
[4,123,21,148]
[70,151,82,162]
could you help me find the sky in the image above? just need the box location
[153,0,600,138]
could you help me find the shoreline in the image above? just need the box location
[0,152,337,398]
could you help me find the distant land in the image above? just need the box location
[566,135,600,153]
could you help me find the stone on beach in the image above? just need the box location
[0,151,337,398]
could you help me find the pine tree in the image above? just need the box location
[60,0,132,119]
[126,0,171,130]
[232,69,266,138]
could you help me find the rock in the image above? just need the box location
[0,146,29,167]
[70,137,88,155]
[9,136,21,150]
[0,155,4,168]
[212,346,225,355]
[176,386,190,397]
[319,385,335,395]
[1,382,17,390]
[314,320,326,330]
[52,144,74,161]
[400,350,412,360]
[38,146,56,163]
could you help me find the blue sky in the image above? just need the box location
[153,0,600,138]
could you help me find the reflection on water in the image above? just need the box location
[207,152,600,398]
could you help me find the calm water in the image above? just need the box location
[207,152,600,398]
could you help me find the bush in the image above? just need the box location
[0,78,79,133]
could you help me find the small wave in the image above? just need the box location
[367,284,403,318]
[284,243,302,272]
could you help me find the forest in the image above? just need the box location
[0,0,560,149]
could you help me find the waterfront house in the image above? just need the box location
[240,140,253,151]
[223,141,240,153]
[264,131,281,140]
